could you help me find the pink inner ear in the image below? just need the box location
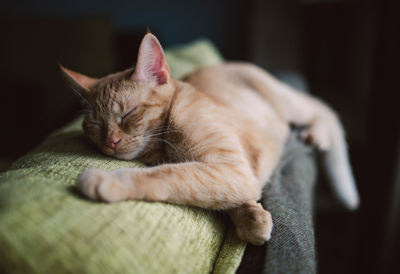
[133,34,170,85]
[152,50,170,85]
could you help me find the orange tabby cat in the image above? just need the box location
[60,33,359,245]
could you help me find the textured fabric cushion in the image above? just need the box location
[262,131,316,274]
[0,41,245,274]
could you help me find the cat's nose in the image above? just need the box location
[106,137,121,150]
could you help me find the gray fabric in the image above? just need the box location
[262,131,317,274]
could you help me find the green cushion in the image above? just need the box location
[0,41,244,274]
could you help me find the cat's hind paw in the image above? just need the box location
[300,123,331,151]
[235,202,273,245]
[76,168,131,203]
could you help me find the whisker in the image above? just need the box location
[146,132,168,138]
[146,137,182,155]
[149,127,183,136]
[70,86,89,104]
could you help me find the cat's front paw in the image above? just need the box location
[76,168,131,203]
[235,203,273,246]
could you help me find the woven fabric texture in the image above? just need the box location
[0,41,246,274]
[262,131,317,274]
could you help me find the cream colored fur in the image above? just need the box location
[60,33,359,245]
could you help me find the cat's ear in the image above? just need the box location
[132,33,170,85]
[59,64,99,95]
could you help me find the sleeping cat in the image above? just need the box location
[60,33,359,245]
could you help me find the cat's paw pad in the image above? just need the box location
[76,168,130,203]
[236,203,273,245]
[300,124,330,151]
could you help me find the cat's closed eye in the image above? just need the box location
[122,107,137,122]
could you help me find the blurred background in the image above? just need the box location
[0,0,398,273]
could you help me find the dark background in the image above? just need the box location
[0,0,399,273]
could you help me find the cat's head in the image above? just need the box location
[60,33,175,160]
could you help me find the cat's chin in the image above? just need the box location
[114,150,140,160]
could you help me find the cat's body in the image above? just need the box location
[61,33,359,245]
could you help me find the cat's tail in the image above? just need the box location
[322,125,360,210]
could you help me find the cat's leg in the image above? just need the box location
[77,161,262,209]
[235,63,339,150]
[235,63,359,209]
[257,74,360,209]
[227,201,273,245]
